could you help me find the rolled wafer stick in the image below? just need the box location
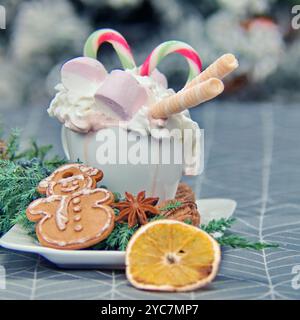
[184,54,238,90]
[150,78,224,119]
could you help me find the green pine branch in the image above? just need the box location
[92,216,278,251]
[6,128,21,161]
[12,209,36,239]
[218,234,279,250]
[15,139,52,161]
[95,212,164,251]
[159,201,182,211]
[201,217,278,249]
[101,223,139,251]
[0,128,66,235]
[201,217,236,234]
[0,160,48,235]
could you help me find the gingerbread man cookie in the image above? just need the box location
[26,164,115,250]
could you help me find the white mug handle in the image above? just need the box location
[61,126,70,160]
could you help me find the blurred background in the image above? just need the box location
[0,0,299,150]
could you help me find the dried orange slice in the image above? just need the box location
[126,220,221,292]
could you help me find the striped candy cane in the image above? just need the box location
[83,28,136,70]
[140,40,202,84]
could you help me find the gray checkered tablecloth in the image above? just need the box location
[0,101,300,300]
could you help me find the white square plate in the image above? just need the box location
[0,198,236,269]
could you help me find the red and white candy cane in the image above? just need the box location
[140,40,202,84]
[83,28,136,70]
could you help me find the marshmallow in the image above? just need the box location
[61,57,107,96]
[150,69,168,89]
[95,70,148,120]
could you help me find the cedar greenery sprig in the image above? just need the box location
[94,211,164,251]
[0,129,66,236]
[15,140,52,162]
[201,218,278,249]
[94,222,139,251]
[218,235,279,250]
[201,217,236,234]
[159,201,182,211]
[0,159,62,235]
[92,216,278,251]
[0,160,45,234]
[5,128,20,160]
[12,209,36,239]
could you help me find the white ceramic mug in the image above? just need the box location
[61,126,184,201]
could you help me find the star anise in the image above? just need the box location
[113,191,159,228]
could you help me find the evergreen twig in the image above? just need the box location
[218,235,279,250]
[0,160,47,235]
[15,139,53,161]
[0,128,66,235]
[201,217,236,234]
[95,212,164,251]
[159,201,182,211]
[6,128,20,160]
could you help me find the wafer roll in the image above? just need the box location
[150,78,224,119]
[184,54,238,90]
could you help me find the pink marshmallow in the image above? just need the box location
[61,57,107,95]
[150,68,168,89]
[95,70,148,120]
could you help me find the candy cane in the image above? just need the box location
[140,40,202,83]
[83,28,136,70]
